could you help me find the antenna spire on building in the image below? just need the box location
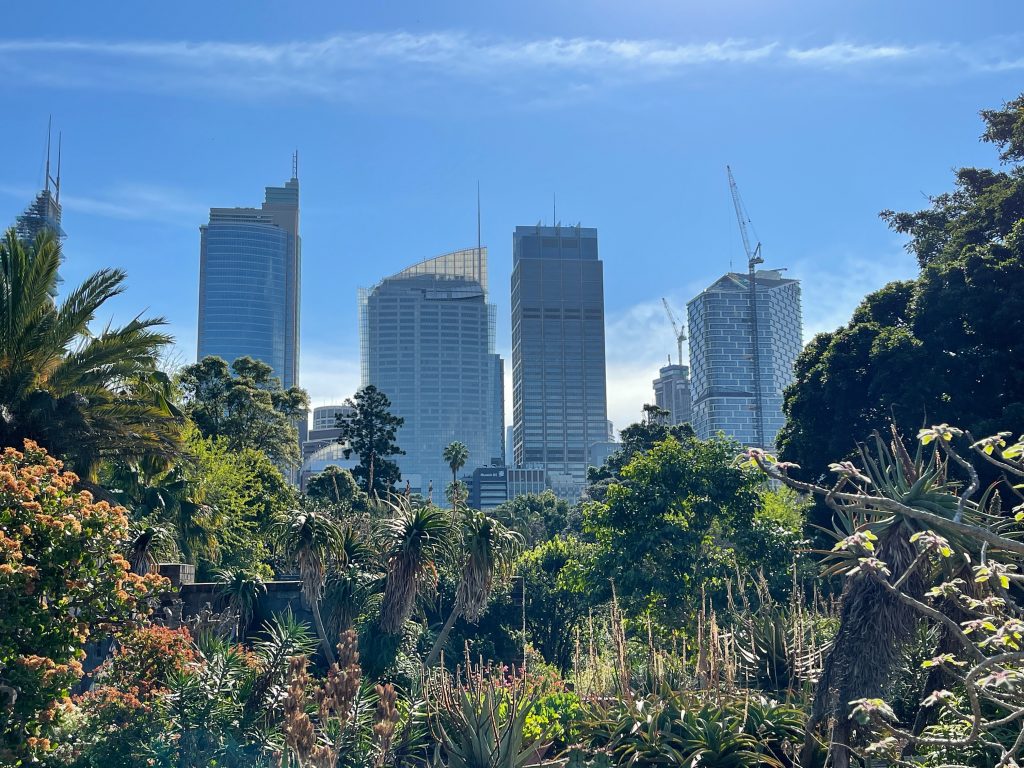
[55,132,62,205]
[44,116,52,194]
[292,150,298,180]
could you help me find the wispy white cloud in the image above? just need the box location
[1,32,1020,102]
[793,243,917,339]
[0,182,206,225]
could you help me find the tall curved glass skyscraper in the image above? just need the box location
[197,172,301,389]
[360,248,504,503]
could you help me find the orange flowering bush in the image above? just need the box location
[0,441,168,763]
[98,625,196,697]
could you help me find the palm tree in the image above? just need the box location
[273,503,344,663]
[425,509,523,667]
[375,496,457,634]
[0,229,182,479]
[442,441,469,488]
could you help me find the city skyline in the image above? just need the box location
[3,2,1021,433]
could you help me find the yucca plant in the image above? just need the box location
[376,496,457,634]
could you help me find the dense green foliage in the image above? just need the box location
[779,96,1024,483]
[304,464,367,509]
[178,356,308,467]
[584,435,762,625]
[0,230,181,480]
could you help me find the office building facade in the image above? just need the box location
[511,225,608,500]
[300,404,356,488]
[687,269,802,448]
[360,248,503,503]
[197,170,301,389]
[653,363,692,426]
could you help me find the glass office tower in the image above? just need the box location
[360,248,504,503]
[197,172,301,389]
[687,269,802,448]
[511,225,608,500]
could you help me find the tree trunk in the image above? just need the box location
[310,597,336,666]
[425,595,462,668]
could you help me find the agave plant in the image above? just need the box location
[430,668,560,768]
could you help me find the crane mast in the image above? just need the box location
[661,298,686,367]
[726,166,766,448]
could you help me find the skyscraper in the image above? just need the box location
[511,224,608,500]
[653,363,692,426]
[687,269,801,448]
[360,247,503,503]
[197,163,301,389]
[15,128,64,243]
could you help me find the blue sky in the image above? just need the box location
[2,1,1023,432]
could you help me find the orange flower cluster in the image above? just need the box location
[0,441,170,759]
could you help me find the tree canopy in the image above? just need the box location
[178,356,308,467]
[583,435,762,625]
[779,95,1024,483]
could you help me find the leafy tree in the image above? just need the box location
[779,95,1024,486]
[587,418,695,502]
[0,440,167,763]
[518,536,598,671]
[337,385,404,497]
[0,229,182,480]
[304,464,367,510]
[109,424,291,578]
[583,435,760,625]
[493,491,573,548]
[178,356,309,467]
[442,441,469,487]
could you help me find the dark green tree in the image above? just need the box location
[178,356,309,466]
[779,95,1024,486]
[583,435,760,625]
[518,535,598,671]
[304,464,367,510]
[492,491,573,548]
[337,385,404,496]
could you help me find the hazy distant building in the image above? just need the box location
[687,269,802,448]
[300,404,356,488]
[360,248,504,502]
[15,134,64,243]
[511,224,608,501]
[197,165,301,390]
[466,465,552,509]
[653,363,692,426]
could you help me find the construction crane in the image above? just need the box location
[726,166,766,448]
[662,298,686,367]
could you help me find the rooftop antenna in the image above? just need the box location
[553,193,556,228]
[55,131,62,205]
[44,116,52,195]
[292,150,298,180]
